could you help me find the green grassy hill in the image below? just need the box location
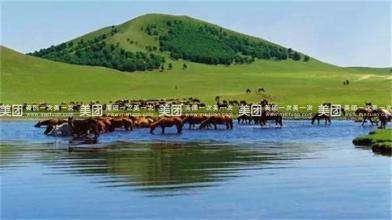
[29,13,318,72]
[1,45,391,107]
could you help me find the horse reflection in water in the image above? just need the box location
[53,142,294,194]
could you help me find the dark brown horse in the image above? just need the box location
[150,117,183,134]
[199,115,233,130]
[182,115,208,129]
[372,109,391,129]
[355,108,377,126]
[311,113,331,125]
[68,117,100,138]
[260,111,283,127]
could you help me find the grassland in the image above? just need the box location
[353,129,392,155]
[1,45,391,107]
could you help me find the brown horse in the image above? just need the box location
[68,117,100,138]
[355,108,377,126]
[260,111,283,127]
[35,119,66,128]
[199,115,233,130]
[150,117,183,134]
[311,113,331,125]
[108,117,134,132]
[373,109,391,129]
[94,116,112,133]
[182,115,208,129]
[130,116,155,128]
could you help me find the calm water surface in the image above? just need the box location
[0,120,390,219]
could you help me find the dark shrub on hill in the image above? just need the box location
[292,52,301,61]
[29,33,165,72]
[158,21,300,65]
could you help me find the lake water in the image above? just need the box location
[1,120,390,219]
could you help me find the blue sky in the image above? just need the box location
[1,1,390,67]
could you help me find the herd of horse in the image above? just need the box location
[33,105,391,144]
[34,112,282,141]
[34,115,236,138]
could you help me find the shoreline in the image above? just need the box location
[352,129,392,156]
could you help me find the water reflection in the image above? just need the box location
[1,141,311,195]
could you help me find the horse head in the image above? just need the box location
[34,121,42,127]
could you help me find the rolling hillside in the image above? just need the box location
[1,45,391,107]
[29,14,316,72]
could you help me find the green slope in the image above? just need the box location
[1,45,391,107]
[29,13,324,72]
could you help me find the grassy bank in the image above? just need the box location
[353,129,392,156]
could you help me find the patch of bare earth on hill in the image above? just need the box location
[356,74,392,81]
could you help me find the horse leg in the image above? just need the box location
[176,123,182,134]
[214,123,217,130]
[129,122,133,131]
[44,125,54,135]
[369,118,374,126]
[94,130,99,138]
[379,118,385,129]
[361,118,366,126]
[161,126,165,134]
[92,126,99,138]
